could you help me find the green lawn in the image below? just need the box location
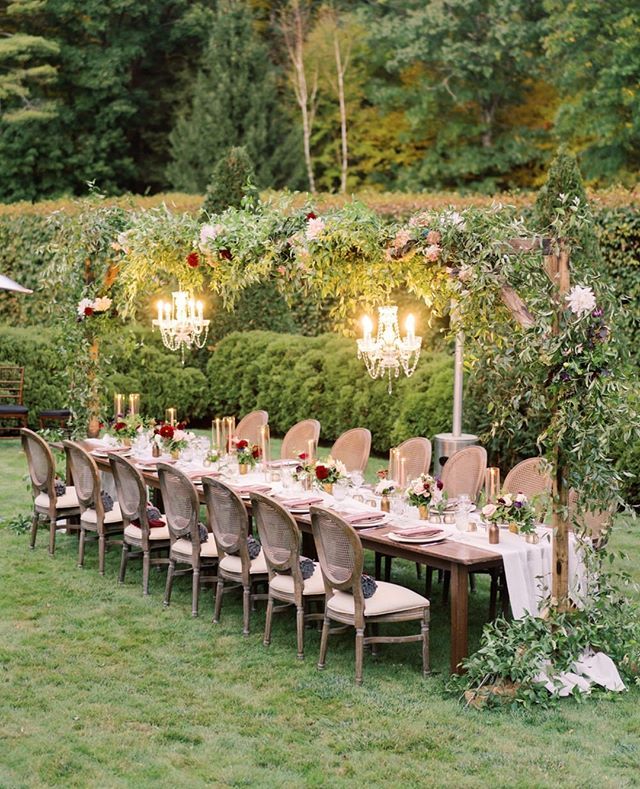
[1,437,639,787]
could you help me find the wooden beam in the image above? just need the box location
[499,285,536,328]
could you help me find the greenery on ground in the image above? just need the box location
[1,440,640,785]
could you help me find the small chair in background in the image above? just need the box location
[158,463,218,617]
[568,489,617,550]
[202,477,268,635]
[310,505,430,686]
[396,436,432,482]
[0,366,28,435]
[251,492,325,659]
[63,441,124,575]
[330,428,371,473]
[21,428,80,554]
[38,409,72,434]
[503,457,552,517]
[280,419,321,460]
[110,454,170,595]
[235,410,268,446]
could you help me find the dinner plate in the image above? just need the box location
[92,450,131,459]
[387,529,452,545]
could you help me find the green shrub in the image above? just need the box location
[201,146,257,218]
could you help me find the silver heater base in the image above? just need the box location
[433,432,479,477]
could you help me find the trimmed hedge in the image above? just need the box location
[207,330,454,453]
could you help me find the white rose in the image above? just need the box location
[305,217,325,241]
[413,482,425,496]
[515,493,527,504]
[482,503,497,518]
[502,493,513,507]
[172,429,186,442]
[566,285,596,316]
[77,298,93,317]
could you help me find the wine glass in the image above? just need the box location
[333,478,349,503]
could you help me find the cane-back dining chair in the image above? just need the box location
[503,457,552,516]
[568,489,617,550]
[378,437,432,583]
[158,463,217,617]
[21,428,80,554]
[251,492,324,658]
[441,445,487,500]
[202,477,268,635]
[63,441,124,574]
[280,419,321,460]
[235,410,269,446]
[330,428,371,473]
[0,366,28,434]
[396,437,432,482]
[310,505,430,685]
[109,454,170,595]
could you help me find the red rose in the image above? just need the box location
[159,424,175,439]
[315,464,329,481]
[177,421,187,429]
[187,252,200,268]
[84,306,94,316]
[220,248,232,261]
[298,452,308,461]
[251,445,261,459]
[235,439,248,450]
[306,211,317,220]
[114,421,126,432]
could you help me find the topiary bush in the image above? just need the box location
[200,146,258,218]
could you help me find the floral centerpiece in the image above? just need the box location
[375,475,396,512]
[481,492,536,536]
[232,438,261,474]
[154,422,190,458]
[407,474,446,520]
[314,456,348,493]
[107,414,155,445]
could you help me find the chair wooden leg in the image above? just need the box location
[242,585,251,635]
[296,605,305,660]
[29,514,38,549]
[425,567,433,598]
[142,550,150,596]
[213,579,224,623]
[422,609,431,677]
[98,535,106,576]
[470,573,477,592]
[263,597,274,647]
[48,518,56,556]
[118,543,129,585]
[384,556,391,582]
[442,571,450,604]
[318,615,330,669]
[415,562,422,580]
[163,559,176,607]
[489,570,498,620]
[369,622,379,657]
[191,567,200,617]
[355,627,365,686]
[374,552,382,580]
[78,528,86,568]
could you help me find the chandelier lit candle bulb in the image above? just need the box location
[357,305,422,393]
[152,290,210,362]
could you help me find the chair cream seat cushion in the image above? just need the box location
[81,501,122,524]
[35,486,79,510]
[270,563,324,597]
[172,537,218,558]
[124,523,170,541]
[219,549,268,575]
[327,580,429,617]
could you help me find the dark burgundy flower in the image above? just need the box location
[84,306,94,316]
[436,479,444,490]
[251,445,261,459]
[235,439,248,450]
[159,424,175,439]
[220,248,232,261]
[560,371,571,382]
[114,421,126,432]
[187,251,200,268]
[306,211,317,220]
[177,421,187,429]
[315,464,330,481]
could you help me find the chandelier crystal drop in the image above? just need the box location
[357,305,422,393]
[152,291,210,362]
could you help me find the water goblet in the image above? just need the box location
[333,478,349,503]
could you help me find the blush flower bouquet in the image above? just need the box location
[406,473,445,509]
[481,492,536,534]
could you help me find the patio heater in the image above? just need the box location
[432,312,479,477]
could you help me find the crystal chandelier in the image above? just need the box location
[357,305,422,393]
[153,291,210,361]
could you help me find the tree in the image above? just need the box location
[0,30,59,123]
[201,146,257,217]
[279,0,318,192]
[167,0,282,193]
[367,0,547,191]
[543,0,640,183]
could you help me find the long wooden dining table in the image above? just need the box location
[89,454,503,674]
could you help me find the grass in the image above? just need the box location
[1,437,639,787]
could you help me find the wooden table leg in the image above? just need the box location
[449,563,469,675]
